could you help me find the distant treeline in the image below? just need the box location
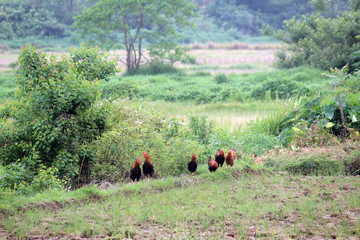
[0,0,351,42]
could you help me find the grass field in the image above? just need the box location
[1,164,359,239]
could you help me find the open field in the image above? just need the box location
[147,101,289,129]
[0,43,278,74]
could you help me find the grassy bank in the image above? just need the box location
[1,165,359,239]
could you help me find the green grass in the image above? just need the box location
[1,167,359,239]
[0,73,16,102]
[102,66,331,104]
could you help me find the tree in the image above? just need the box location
[74,0,196,72]
[264,2,360,70]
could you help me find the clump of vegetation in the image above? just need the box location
[90,101,204,182]
[0,45,116,190]
[214,73,229,84]
[266,2,360,70]
[126,61,181,76]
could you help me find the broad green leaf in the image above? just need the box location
[323,104,337,120]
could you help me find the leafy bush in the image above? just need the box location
[251,79,310,100]
[267,10,360,70]
[127,61,181,75]
[344,150,360,175]
[278,91,360,144]
[0,45,115,185]
[70,43,119,81]
[0,163,32,190]
[214,73,229,84]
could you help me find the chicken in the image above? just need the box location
[208,155,218,173]
[188,154,197,176]
[215,148,225,169]
[143,152,154,182]
[225,147,236,168]
[130,157,141,182]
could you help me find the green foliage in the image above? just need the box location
[214,73,229,84]
[251,79,310,100]
[205,0,317,35]
[265,152,344,175]
[0,44,115,185]
[0,73,16,102]
[126,61,181,76]
[188,114,214,145]
[0,2,64,40]
[103,67,328,104]
[74,0,196,71]
[90,101,204,182]
[0,163,32,190]
[278,92,360,144]
[344,150,360,175]
[69,43,119,81]
[14,166,65,195]
[268,10,360,70]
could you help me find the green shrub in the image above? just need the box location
[267,10,360,70]
[344,150,360,175]
[251,79,310,100]
[127,61,181,75]
[214,73,229,84]
[0,163,32,190]
[70,43,119,81]
[0,44,114,185]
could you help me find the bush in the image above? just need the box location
[267,10,360,70]
[70,43,119,81]
[214,73,229,84]
[344,150,360,175]
[127,61,181,75]
[251,79,310,100]
[0,44,114,185]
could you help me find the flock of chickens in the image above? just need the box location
[130,148,237,182]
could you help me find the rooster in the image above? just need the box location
[208,155,218,173]
[143,152,154,182]
[188,154,197,176]
[130,157,141,182]
[215,148,225,169]
[225,147,236,168]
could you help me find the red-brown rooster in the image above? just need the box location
[188,154,197,176]
[130,157,141,182]
[225,147,236,169]
[215,148,225,170]
[143,152,154,182]
[208,155,218,173]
